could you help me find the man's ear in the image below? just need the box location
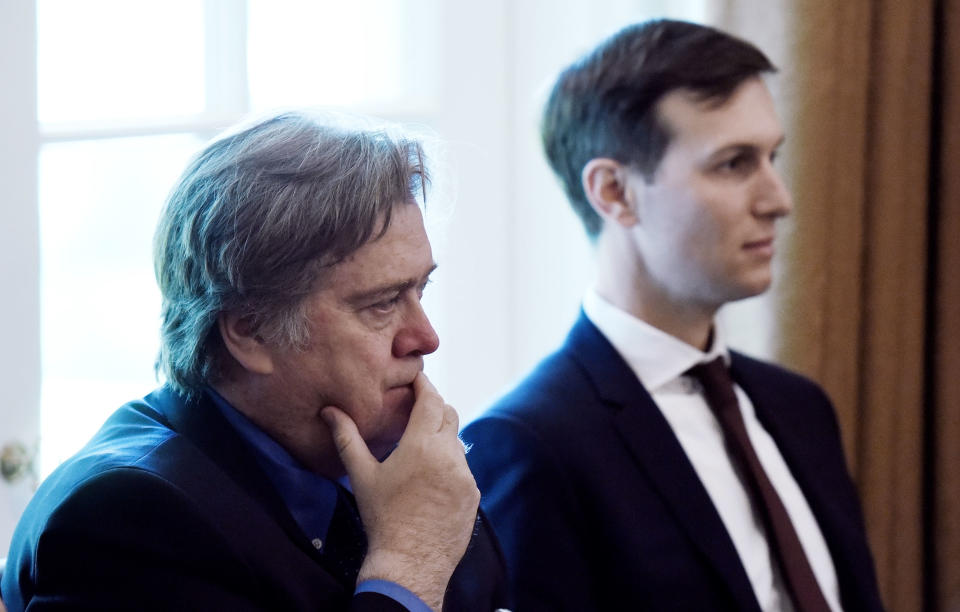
[218,312,275,375]
[581,158,640,228]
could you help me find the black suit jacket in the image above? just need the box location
[461,313,882,611]
[1,387,508,611]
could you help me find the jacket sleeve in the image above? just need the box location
[463,414,599,612]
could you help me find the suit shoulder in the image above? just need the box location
[29,397,179,500]
[462,344,614,480]
[477,346,594,422]
[730,351,832,399]
[13,433,217,551]
[9,391,228,558]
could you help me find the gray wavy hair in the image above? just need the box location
[154,111,428,396]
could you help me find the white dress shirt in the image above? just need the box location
[583,289,842,611]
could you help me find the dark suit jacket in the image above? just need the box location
[461,313,883,611]
[1,387,508,611]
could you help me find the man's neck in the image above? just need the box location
[594,284,716,351]
[211,377,346,479]
[593,236,718,351]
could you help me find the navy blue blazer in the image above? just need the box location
[2,387,508,611]
[462,313,882,611]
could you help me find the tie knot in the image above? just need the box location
[687,356,730,385]
[686,357,738,415]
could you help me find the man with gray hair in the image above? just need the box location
[1,111,508,611]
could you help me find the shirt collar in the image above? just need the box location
[582,288,729,391]
[206,386,338,545]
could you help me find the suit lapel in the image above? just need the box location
[143,387,322,563]
[565,314,761,611]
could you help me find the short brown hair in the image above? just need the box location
[541,19,776,238]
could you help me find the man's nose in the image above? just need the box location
[393,300,440,357]
[753,163,793,217]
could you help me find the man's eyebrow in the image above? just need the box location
[346,263,438,304]
[708,135,786,159]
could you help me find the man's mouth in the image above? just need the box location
[385,383,416,406]
[743,237,775,257]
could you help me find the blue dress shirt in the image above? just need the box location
[207,387,430,612]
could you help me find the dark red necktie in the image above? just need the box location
[687,357,831,612]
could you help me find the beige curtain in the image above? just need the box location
[717,1,960,610]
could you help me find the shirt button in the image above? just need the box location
[311,538,323,550]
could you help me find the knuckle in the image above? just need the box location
[454,463,477,489]
[444,405,459,425]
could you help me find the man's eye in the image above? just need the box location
[417,278,432,299]
[717,154,755,174]
[370,296,401,313]
[721,156,743,170]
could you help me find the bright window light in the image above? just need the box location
[38,134,203,475]
[247,0,440,113]
[37,0,205,124]
[35,1,440,477]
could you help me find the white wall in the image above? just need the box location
[0,0,41,556]
[431,0,717,423]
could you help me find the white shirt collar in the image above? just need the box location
[582,288,730,391]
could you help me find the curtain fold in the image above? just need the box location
[716,0,959,609]
[930,3,960,609]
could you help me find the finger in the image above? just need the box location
[441,404,460,433]
[413,370,438,396]
[406,371,446,433]
[321,406,375,482]
[439,404,468,453]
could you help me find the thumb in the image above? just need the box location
[321,406,375,483]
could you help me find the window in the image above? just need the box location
[31,0,711,478]
[35,0,442,475]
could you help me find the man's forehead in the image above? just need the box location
[345,260,437,298]
[656,78,783,151]
[321,203,434,293]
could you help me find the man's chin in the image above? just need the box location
[384,384,417,414]
[369,386,417,459]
